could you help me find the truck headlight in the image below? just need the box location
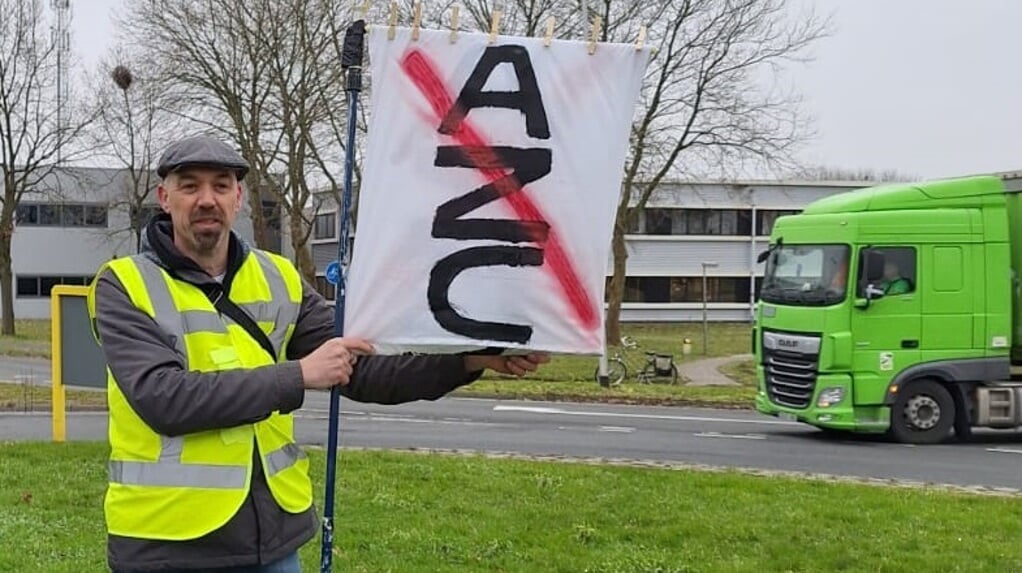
[817,387,845,408]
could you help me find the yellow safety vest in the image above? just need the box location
[87,249,312,541]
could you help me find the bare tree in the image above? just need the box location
[83,55,171,253]
[602,0,830,343]
[120,0,359,283]
[794,165,918,183]
[0,0,92,335]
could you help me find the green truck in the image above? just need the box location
[753,173,1022,444]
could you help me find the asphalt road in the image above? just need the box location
[6,391,1022,491]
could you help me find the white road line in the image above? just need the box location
[695,432,767,440]
[987,448,1022,455]
[599,426,635,433]
[492,405,799,426]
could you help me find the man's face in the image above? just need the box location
[884,261,899,280]
[157,166,242,257]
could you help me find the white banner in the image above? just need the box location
[343,26,649,355]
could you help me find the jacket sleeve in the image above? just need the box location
[92,269,307,437]
[285,278,483,404]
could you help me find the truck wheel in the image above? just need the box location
[889,379,955,444]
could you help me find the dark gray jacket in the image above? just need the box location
[96,216,480,572]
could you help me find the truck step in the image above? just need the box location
[977,387,1017,427]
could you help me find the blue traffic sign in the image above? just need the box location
[325,261,341,285]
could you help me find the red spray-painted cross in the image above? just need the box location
[400,48,599,333]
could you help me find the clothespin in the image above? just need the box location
[412,1,422,41]
[587,15,601,55]
[543,16,555,47]
[450,5,460,43]
[387,1,398,40]
[489,9,502,44]
[636,25,647,51]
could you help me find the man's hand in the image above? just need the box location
[464,353,551,378]
[299,337,375,390]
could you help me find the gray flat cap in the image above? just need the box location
[157,135,249,180]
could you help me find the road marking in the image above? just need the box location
[492,405,799,426]
[695,432,767,440]
[987,448,1022,455]
[599,426,635,433]
[294,412,499,427]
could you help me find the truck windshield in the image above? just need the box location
[760,244,850,306]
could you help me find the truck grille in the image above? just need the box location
[762,331,820,409]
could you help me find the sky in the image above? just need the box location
[68,0,1022,181]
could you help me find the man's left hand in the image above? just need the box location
[464,353,551,377]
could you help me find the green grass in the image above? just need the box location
[2,441,1022,572]
[456,322,756,407]
[0,319,50,358]
[0,383,106,412]
[719,359,757,387]
[0,321,760,409]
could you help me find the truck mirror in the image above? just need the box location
[757,249,770,264]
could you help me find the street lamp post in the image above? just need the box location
[701,261,718,355]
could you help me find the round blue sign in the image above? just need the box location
[325,261,341,285]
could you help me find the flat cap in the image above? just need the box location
[156,135,250,180]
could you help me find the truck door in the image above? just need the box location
[850,246,922,403]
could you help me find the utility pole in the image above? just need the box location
[701,261,718,355]
[52,0,71,164]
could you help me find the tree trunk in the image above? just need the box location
[245,181,270,250]
[287,208,315,285]
[0,211,15,336]
[605,208,629,347]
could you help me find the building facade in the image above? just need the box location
[7,166,281,319]
[306,179,866,322]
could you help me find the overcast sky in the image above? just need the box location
[69,0,1022,180]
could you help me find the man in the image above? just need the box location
[88,135,549,573]
[881,259,912,295]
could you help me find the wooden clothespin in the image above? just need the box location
[412,1,422,41]
[543,16,555,47]
[489,9,502,44]
[387,1,398,40]
[450,5,460,43]
[587,16,602,55]
[636,25,647,51]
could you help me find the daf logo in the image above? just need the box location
[777,338,798,348]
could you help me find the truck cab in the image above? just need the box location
[754,175,1022,444]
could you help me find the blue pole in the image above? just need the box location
[320,18,366,573]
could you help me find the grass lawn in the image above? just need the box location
[457,322,757,407]
[0,319,50,359]
[0,320,760,409]
[1,441,1021,572]
[719,359,757,387]
[0,383,106,412]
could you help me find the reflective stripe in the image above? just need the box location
[181,310,227,335]
[264,443,306,477]
[109,460,248,489]
[134,259,187,358]
[161,435,183,462]
[252,251,300,357]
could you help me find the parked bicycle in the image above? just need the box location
[594,336,679,386]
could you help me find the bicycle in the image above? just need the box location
[594,336,679,386]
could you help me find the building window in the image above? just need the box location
[642,208,754,236]
[621,276,753,303]
[16,275,94,298]
[15,202,108,228]
[314,276,336,301]
[756,209,800,236]
[314,213,336,240]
